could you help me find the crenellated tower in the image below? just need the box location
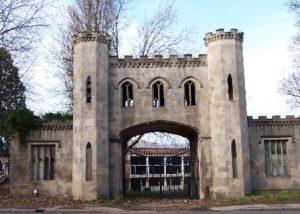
[204,29,251,198]
[72,31,110,200]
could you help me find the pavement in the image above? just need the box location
[1,204,300,213]
[210,203,300,211]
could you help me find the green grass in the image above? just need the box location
[85,198,144,207]
[2,190,300,208]
[216,190,300,206]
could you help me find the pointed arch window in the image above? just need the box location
[86,76,92,103]
[227,74,233,101]
[86,142,92,181]
[184,81,196,106]
[231,140,237,179]
[121,81,134,107]
[152,81,164,107]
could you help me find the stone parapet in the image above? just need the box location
[72,31,110,44]
[35,120,73,130]
[109,54,207,68]
[204,28,244,46]
[248,115,300,126]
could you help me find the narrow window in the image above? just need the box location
[264,139,289,176]
[86,142,92,181]
[152,81,164,107]
[227,74,233,101]
[231,140,237,179]
[121,82,134,107]
[184,81,196,106]
[31,145,56,181]
[86,76,92,103]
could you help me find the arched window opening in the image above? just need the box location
[86,142,92,181]
[231,140,237,179]
[184,81,196,106]
[121,82,134,107]
[152,81,164,107]
[86,76,92,103]
[227,74,233,101]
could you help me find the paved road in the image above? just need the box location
[1,207,300,213]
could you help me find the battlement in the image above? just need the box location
[34,120,73,131]
[248,115,300,126]
[72,31,110,45]
[109,54,207,68]
[204,28,244,46]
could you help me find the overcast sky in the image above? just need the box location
[27,0,300,118]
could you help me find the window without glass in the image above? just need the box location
[121,82,134,107]
[231,140,237,179]
[227,74,233,101]
[86,142,92,181]
[184,81,196,106]
[31,145,55,181]
[86,76,92,103]
[264,139,289,176]
[152,81,164,107]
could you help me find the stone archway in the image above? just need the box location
[119,120,200,199]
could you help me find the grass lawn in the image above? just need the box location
[1,190,300,208]
[215,190,300,206]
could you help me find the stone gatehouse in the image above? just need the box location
[10,29,300,200]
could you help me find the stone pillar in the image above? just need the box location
[163,157,167,189]
[72,31,110,200]
[181,155,184,190]
[146,157,149,188]
[205,29,250,198]
[109,140,123,199]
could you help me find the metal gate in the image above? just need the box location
[124,152,199,199]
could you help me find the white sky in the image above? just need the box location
[26,0,300,118]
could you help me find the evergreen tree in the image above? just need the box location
[0,48,26,150]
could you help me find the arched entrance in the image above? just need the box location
[119,120,200,199]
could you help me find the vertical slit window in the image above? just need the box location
[86,142,92,181]
[121,82,134,107]
[227,74,233,101]
[231,140,237,179]
[86,76,92,103]
[184,81,196,106]
[152,81,164,107]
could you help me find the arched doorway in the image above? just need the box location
[119,120,200,199]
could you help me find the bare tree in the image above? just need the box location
[0,0,51,64]
[279,0,300,106]
[133,0,193,57]
[54,0,195,110]
[128,132,189,150]
[53,0,129,110]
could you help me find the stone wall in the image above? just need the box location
[10,121,73,197]
[10,29,253,200]
[108,54,210,139]
[248,116,300,190]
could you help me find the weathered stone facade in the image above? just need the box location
[10,29,300,200]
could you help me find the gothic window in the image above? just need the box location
[184,81,196,106]
[31,145,55,181]
[86,142,92,181]
[121,82,134,107]
[152,81,164,107]
[227,74,233,101]
[231,140,237,179]
[264,139,289,177]
[86,76,92,103]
